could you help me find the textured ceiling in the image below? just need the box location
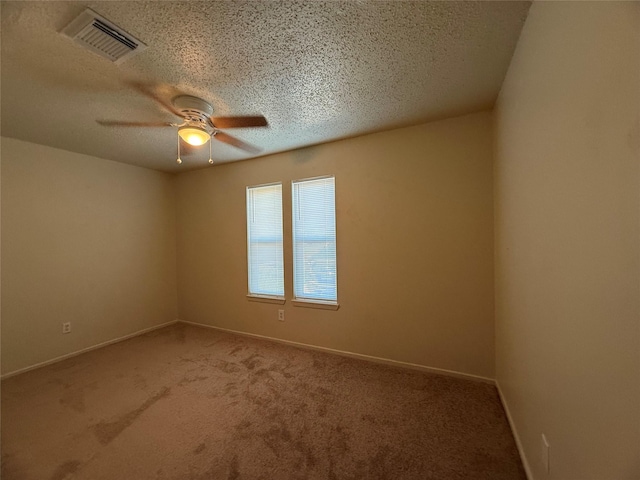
[1,1,530,172]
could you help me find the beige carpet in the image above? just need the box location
[2,323,525,480]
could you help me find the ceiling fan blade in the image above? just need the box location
[213,131,261,154]
[210,116,268,129]
[127,81,184,118]
[97,120,173,127]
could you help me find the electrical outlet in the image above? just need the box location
[278,309,285,321]
[62,322,71,334]
[541,433,550,474]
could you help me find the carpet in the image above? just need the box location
[1,323,525,479]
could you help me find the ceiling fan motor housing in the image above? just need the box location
[172,95,214,128]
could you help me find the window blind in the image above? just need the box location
[246,183,284,296]
[292,177,337,302]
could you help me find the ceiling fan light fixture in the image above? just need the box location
[178,126,210,146]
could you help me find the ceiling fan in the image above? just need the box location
[97,82,268,164]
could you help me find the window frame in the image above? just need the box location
[291,175,339,309]
[245,181,286,303]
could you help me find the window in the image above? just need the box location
[292,176,337,303]
[246,183,284,298]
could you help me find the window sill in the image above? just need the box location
[246,294,286,305]
[292,299,339,310]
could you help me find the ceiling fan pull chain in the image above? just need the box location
[176,130,182,165]
[208,138,213,164]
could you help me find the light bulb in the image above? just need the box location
[185,134,205,146]
[178,126,210,146]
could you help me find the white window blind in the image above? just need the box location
[246,183,284,297]
[292,177,337,302]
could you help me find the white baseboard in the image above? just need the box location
[496,380,533,480]
[1,320,179,380]
[178,319,495,384]
[2,317,496,386]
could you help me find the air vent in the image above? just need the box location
[62,8,147,64]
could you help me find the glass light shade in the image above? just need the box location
[178,126,210,146]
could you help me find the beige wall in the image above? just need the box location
[176,111,495,379]
[494,2,639,479]
[1,138,178,374]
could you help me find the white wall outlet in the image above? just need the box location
[541,433,550,474]
[278,309,285,321]
[62,322,71,334]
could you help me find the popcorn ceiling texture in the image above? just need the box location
[0,1,530,171]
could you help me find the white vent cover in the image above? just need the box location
[62,8,147,64]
